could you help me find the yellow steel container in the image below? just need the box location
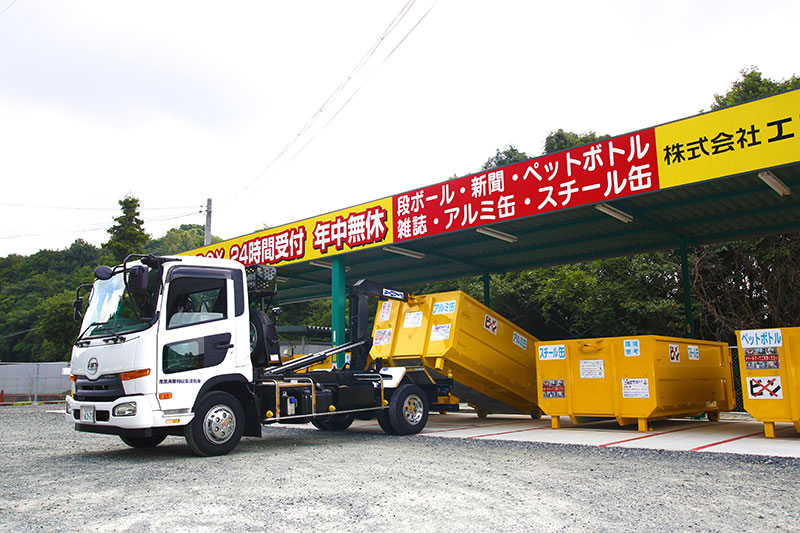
[736,327,800,438]
[535,336,734,432]
[369,290,541,417]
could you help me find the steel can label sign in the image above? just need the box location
[622,378,650,399]
[747,376,783,399]
[374,329,392,346]
[744,347,780,369]
[430,323,451,342]
[542,379,565,399]
[539,344,566,360]
[740,328,783,348]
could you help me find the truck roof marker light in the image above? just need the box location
[120,368,151,381]
[475,227,518,243]
[383,246,426,260]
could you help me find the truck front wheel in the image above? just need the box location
[120,434,167,448]
[185,391,245,456]
[387,384,429,435]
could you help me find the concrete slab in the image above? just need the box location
[337,412,800,458]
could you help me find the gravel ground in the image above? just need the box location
[1,404,798,532]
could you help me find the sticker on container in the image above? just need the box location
[433,300,456,315]
[740,328,783,348]
[403,311,423,329]
[669,344,680,363]
[688,345,700,361]
[541,379,565,399]
[512,332,528,350]
[623,339,640,357]
[622,378,650,399]
[747,376,783,399]
[484,314,498,335]
[744,347,780,369]
[430,324,451,342]
[580,359,605,379]
[538,344,566,360]
[378,301,393,322]
[374,328,392,346]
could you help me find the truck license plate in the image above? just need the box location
[81,405,95,423]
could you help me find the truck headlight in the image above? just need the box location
[113,402,137,417]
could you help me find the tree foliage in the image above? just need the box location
[146,224,221,256]
[103,196,150,262]
[543,129,610,155]
[712,67,800,110]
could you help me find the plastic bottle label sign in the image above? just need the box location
[539,345,566,360]
[622,378,650,399]
[740,329,783,348]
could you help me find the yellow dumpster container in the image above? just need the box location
[369,290,541,417]
[736,327,800,438]
[535,336,734,432]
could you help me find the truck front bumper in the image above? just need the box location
[64,395,193,436]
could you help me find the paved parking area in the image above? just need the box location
[339,411,800,458]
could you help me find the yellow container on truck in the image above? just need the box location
[736,327,800,438]
[369,290,541,417]
[535,336,734,432]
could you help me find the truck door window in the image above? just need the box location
[163,333,232,374]
[166,277,227,329]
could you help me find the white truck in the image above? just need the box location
[65,254,451,456]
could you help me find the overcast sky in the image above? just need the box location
[1,0,797,257]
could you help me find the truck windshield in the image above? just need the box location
[79,268,160,339]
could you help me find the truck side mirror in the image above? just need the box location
[73,297,84,322]
[94,265,113,280]
[127,265,149,295]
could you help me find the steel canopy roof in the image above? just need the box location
[272,162,800,303]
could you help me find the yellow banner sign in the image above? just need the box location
[655,89,800,189]
[182,197,394,267]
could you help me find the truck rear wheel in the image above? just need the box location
[120,434,167,448]
[311,413,355,431]
[387,384,429,435]
[377,409,397,435]
[185,391,244,456]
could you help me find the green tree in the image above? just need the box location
[543,129,610,155]
[712,67,800,110]
[146,224,221,255]
[481,145,530,171]
[103,196,150,263]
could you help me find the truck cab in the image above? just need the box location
[66,254,451,456]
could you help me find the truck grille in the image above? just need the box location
[74,374,125,402]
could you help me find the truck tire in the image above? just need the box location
[184,391,245,456]
[249,310,270,367]
[311,413,355,431]
[377,409,397,435]
[387,384,429,435]
[120,434,167,448]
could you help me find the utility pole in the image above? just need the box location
[204,198,212,246]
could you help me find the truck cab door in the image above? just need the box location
[156,266,240,410]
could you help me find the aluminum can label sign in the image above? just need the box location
[432,300,456,315]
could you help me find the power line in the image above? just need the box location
[0,202,202,211]
[0,0,18,18]
[232,0,430,202]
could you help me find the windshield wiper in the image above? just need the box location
[74,322,126,345]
